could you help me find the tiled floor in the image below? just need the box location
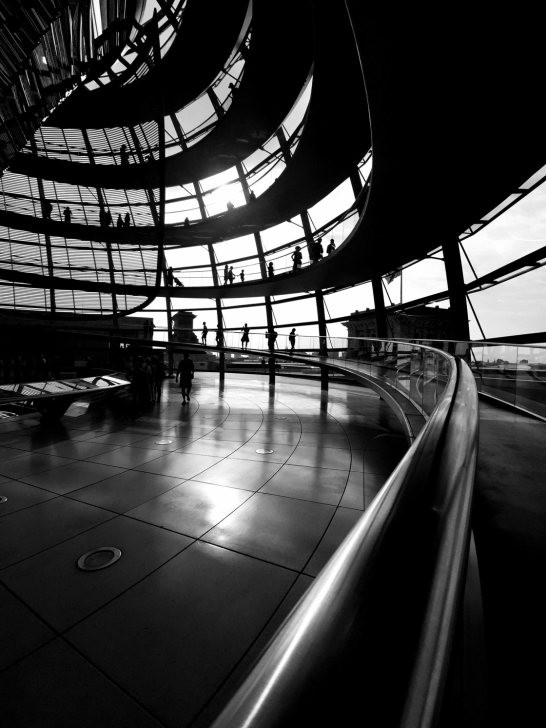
[0,373,406,727]
[473,402,546,727]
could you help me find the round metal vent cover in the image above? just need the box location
[0,496,8,504]
[77,547,122,571]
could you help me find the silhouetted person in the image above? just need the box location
[176,352,194,405]
[201,322,208,344]
[289,328,296,352]
[268,261,274,278]
[291,245,302,271]
[327,238,336,255]
[266,327,278,353]
[184,217,190,227]
[228,266,234,284]
[120,144,129,165]
[63,206,71,223]
[249,190,256,202]
[146,153,153,163]
[42,199,53,220]
[226,201,235,211]
[241,323,249,349]
[316,237,324,260]
[124,212,131,227]
[240,270,245,283]
[224,264,229,285]
[104,209,112,227]
[117,214,123,228]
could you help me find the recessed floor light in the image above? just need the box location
[255,448,274,454]
[0,496,7,504]
[77,547,122,571]
[154,439,173,445]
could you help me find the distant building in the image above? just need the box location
[343,305,453,356]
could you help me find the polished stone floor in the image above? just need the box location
[473,402,546,727]
[0,373,406,727]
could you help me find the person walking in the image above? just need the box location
[241,323,250,349]
[63,206,71,223]
[291,245,302,271]
[268,261,274,278]
[266,327,278,353]
[117,214,123,228]
[42,199,53,220]
[124,212,131,227]
[175,352,195,405]
[120,144,129,165]
[288,327,296,352]
[228,266,234,284]
[327,238,336,255]
[240,269,245,283]
[104,209,112,227]
[224,264,229,285]
[201,322,208,344]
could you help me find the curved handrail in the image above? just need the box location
[204,341,478,727]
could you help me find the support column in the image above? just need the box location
[371,275,388,339]
[350,168,366,215]
[316,290,329,391]
[265,294,275,385]
[443,237,470,342]
[208,244,225,379]
[30,138,55,315]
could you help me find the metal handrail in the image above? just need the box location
[209,343,479,727]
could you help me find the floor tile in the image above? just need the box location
[86,446,165,468]
[136,452,222,479]
[251,428,301,445]
[339,470,365,510]
[70,470,184,513]
[0,639,163,727]
[2,516,192,631]
[194,457,281,491]
[0,498,114,570]
[288,445,352,471]
[67,541,295,727]
[205,492,335,570]
[261,463,349,505]
[33,440,119,459]
[89,432,149,446]
[175,438,241,457]
[0,479,57,516]
[0,582,54,670]
[298,432,350,449]
[304,507,363,576]
[127,480,252,537]
[20,460,125,494]
[0,453,74,479]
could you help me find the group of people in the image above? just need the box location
[291,238,336,271]
[199,322,297,353]
[222,266,246,284]
[101,209,131,228]
[126,355,165,409]
[41,200,133,229]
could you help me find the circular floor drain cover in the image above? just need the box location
[77,547,122,571]
[0,496,7,504]
[255,448,274,454]
[154,439,173,445]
